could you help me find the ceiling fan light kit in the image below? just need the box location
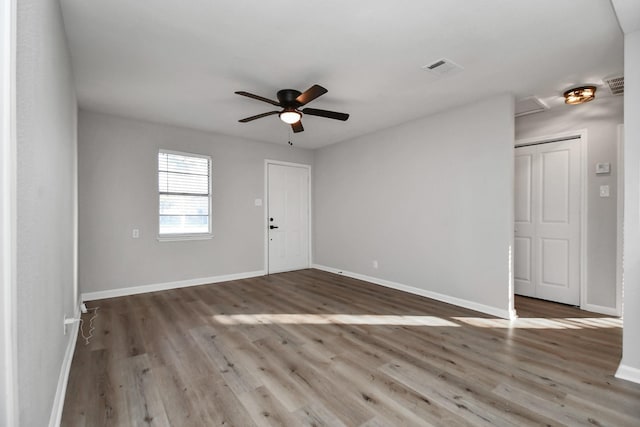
[279,109,302,124]
[235,84,349,134]
[563,85,596,105]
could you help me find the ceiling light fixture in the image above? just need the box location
[279,109,302,124]
[564,86,596,105]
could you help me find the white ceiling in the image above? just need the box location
[59,0,624,149]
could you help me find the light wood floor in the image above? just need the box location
[62,269,640,426]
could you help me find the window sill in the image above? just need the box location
[157,234,213,242]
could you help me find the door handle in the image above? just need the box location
[270,225,279,229]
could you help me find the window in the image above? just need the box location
[158,150,211,238]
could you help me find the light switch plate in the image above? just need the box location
[596,163,611,174]
[600,185,610,198]
[254,198,263,206]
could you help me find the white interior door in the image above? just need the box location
[514,139,581,305]
[267,162,310,274]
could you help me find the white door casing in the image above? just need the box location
[266,161,310,274]
[514,138,581,305]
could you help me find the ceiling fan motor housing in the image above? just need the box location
[277,89,302,107]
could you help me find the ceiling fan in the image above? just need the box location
[235,84,349,133]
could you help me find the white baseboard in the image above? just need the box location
[581,303,620,317]
[616,363,640,384]
[81,270,265,302]
[49,305,81,427]
[312,264,514,319]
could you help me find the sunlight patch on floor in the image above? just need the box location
[211,313,460,327]
[210,313,621,329]
[453,317,622,329]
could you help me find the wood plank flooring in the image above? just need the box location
[61,269,640,426]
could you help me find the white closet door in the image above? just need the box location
[514,139,581,305]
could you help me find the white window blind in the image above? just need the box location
[158,150,211,236]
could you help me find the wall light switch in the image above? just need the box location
[254,198,263,207]
[132,228,140,238]
[599,185,610,198]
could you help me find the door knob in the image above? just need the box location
[270,225,279,229]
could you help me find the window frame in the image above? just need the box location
[157,149,213,241]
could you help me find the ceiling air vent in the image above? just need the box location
[422,58,463,76]
[515,96,549,118]
[604,75,624,96]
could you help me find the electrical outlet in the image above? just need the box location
[372,260,379,269]
[64,315,79,335]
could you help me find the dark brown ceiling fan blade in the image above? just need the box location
[295,85,328,106]
[235,91,281,107]
[238,111,279,123]
[291,121,304,133]
[302,108,349,121]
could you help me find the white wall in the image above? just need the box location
[78,111,314,295]
[516,96,623,312]
[15,0,78,425]
[313,95,515,317]
[618,29,640,383]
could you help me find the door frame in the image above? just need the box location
[263,159,312,275]
[1,0,18,424]
[514,129,588,310]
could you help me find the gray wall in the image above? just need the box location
[16,0,78,425]
[515,96,623,310]
[313,95,515,316]
[78,111,313,294]
[620,29,640,379]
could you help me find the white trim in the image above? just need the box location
[264,159,312,275]
[616,124,624,317]
[615,363,640,385]
[579,130,589,312]
[81,270,265,301]
[312,264,515,320]
[514,130,588,311]
[582,303,621,317]
[1,0,17,424]
[72,103,79,314]
[157,234,213,242]
[48,305,81,427]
